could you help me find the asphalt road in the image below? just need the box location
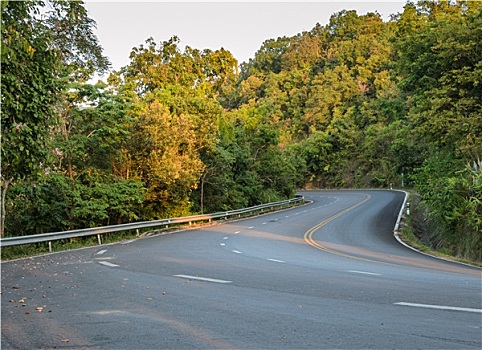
[1,190,481,349]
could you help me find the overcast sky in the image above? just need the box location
[84,1,407,75]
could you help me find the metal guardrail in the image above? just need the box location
[0,197,304,250]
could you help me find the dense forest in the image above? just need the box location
[1,0,481,261]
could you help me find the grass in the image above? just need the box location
[398,219,482,268]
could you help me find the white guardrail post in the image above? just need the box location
[0,197,304,250]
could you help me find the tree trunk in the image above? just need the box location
[0,177,10,237]
[200,171,207,214]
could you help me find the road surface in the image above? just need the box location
[1,190,480,349]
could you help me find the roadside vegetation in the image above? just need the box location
[2,0,481,263]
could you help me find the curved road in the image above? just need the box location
[1,190,481,349]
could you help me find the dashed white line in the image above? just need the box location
[395,302,482,313]
[174,275,232,284]
[267,258,285,263]
[248,226,254,229]
[234,231,240,234]
[220,243,225,246]
[348,270,382,276]
[98,261,119,267]
[232,250,242,254]
[96,250,107,255]
[223,237,229,240]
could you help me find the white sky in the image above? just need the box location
[84,1,407,75]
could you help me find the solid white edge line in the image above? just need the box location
[174,274,232,284]
[395,302,482,313]
[392,190,479,268]
[98,261,119,267]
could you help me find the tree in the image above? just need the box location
[242,36,291,77]
[1,0,109,236]
[4,82,145,234]
[400,2,482,158]
[127,96,207,218]
[114,37,240,218]
[122,36,238,98]
[394,1,482,260]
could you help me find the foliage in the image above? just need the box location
[233,1,481,260]
[396,0,482,160]
[3,1,481,261]
[4,82,145,234]
[411,155,481,260]
[1,0,62,185]
[1,0,109,236]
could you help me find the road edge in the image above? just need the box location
[392,189,480,268]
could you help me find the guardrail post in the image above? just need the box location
[48,241,52,253]
[97,234,102,245]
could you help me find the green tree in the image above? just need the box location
[395,1,482,260]
[1,0,109,236]
[396,1,482,159]
[122,36,237,98]
[115,37,240,218]
[5,82,145,234]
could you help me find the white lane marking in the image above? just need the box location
[267,259,285,263]
[220,243,225,246]
[232,250,242,254]
[395,302,482,313]
[223,237,229,240]
[285,215,290,218]
[174,275,232,284]
[248,226,254,229]
[234,231,240,234]
[348,270,382,276]
[96,250,107,255]
[120,240,134,245]
[262,222,267,225]
[98,261,119,267]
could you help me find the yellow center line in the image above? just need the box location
[303,193,480,273]
[303,194,379,262]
